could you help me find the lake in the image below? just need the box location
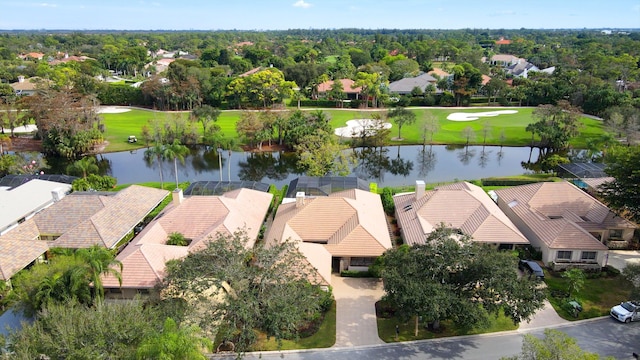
[54,145,540,188]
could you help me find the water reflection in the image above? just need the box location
[46,145,546,188]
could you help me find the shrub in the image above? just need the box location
[167,232,188,246]
[380,187,395,215]
[603,265,621,277]
[340,270,373,278]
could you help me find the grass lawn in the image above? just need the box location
[544,270,632,320]
[99,107,605,153]
[377,303,517,342]
[252,301,336,351]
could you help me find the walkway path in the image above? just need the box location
[331,275,385,347]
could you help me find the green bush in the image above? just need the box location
[481,178,553,186]
[603,265,621,277]
[97,83,145,106]
[381,187,395,215]
[340,270,373,278]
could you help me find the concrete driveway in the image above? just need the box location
[331,275,385,347]
[607,250,640,271]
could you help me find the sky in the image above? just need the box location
[1,0,639,30]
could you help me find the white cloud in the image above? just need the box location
[39,2,57,7]
[293,0,312,9]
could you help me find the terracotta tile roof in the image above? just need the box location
[495,37,512,45]
[265,189,392,285]
[427,68,450,78]
[103,188,272,289]
[482,74,491,86]
[582,177,614,190]
[495,181,635,250]
[394,181,529,246]
[317,79,362,93]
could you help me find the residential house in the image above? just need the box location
[388,73,437,95]
[495,37,512,45]
[18,52,44,61]
[9,76,45,96]
[316,79,362,100]
[145,58,175,74]
[102,188,273,299]
[488,54,539,78]
[505,61,539,78]
[0,185,167,282]
[0,179,71,236]
[394,181,529,250]
[495,181,637,269]
[265,189,392,286]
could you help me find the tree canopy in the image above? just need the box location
[599,145,640,222]
[501,329,614,360]
[380,225,545,335]
[159,229,332,353]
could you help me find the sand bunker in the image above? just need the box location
[447,110,518,121]
[97,106,131,114]
[8,124,38,134]
[334,119,392,138]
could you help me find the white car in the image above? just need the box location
[610,301,640,323]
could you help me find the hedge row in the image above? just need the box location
[481,178,553,186]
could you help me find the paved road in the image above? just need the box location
[212,318,640,360]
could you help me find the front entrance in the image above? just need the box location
[331,257,341,273]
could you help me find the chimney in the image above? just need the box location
[51,187,66,202]
[17,75,25,83]
[415,180,425,200]
[296,192,305,208]
[172,188,183,206]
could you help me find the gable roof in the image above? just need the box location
[0,179,71,235]
[317,79,362,93]
[0,238,49,281]
[0,185,167,280]
[50,185,169,249]
[394,181,529,246]
[265,189,391,284]
[495,181,635,250]
[388,73,437,94]
[102,188,272,289]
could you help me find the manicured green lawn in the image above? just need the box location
[544,270,632,320]
[99,107,605,153]
[377,303,517,342]
[253,301,336,350]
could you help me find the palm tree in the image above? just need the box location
[163,140,189,189]
[76,245,122,303]
[144,142,166,189]
[66,156,99,178]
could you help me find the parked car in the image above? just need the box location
[518,259,545,280]
[610,301,640,323]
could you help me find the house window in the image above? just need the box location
[581,251,597,261]
[609,229,623,239]
[350,257,374,267]
[556,251,572,261]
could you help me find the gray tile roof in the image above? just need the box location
[388,73,437,94]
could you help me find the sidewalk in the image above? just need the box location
[331,275,385,347]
